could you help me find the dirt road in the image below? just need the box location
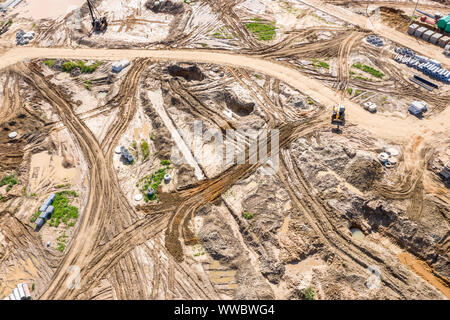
[1,42,448,299]
[0,47,448,144]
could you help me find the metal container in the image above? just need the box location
[378,153,389,163]
[414,26,428,37]
[20,283,31,299]
[422,30,434,41]
[17,284,25,300]
[407,24,419,35]
[13,288,21,300]
[47,193,56,204]
[35,217,44,228]
[39,204,48,213]
[438,36,450,48]
[430,32,442,44]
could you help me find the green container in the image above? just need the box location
[438,15,450,30]
[446,23,450,33]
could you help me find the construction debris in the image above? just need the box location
[363,102,377,113]
[366,34,384,47]
[16,30,35,45]
[408,101,428,117]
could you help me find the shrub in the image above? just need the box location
[84,80,92,90]
[160,159,171,166]
[47,191,79,228]
[62,60,102,73]
[302,287,316,300]
[138,166,169,202]
[30,211,40,223]
[61,61,78,72]
[312,59,329,69]
[242,211,254,220]
[43,60,55,68]
[245,21,276,41]
[141,140,149,160]
[1,174,18,192]
[352,62,384,78]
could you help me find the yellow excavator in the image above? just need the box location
[331,103,345,131]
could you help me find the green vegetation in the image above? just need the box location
[352,62,384,78]
[48,191,79,228]
[141,140,149,160]
[57,242,66,252]
[31,283,35,291]
[7,19,12,26]
[302,287,316,300]
[137,161,171,202]
[193,244,205,257]
[57,190,78,197]
[130,140,139,161]
[160,159,171,166]
[200,43,208,48]
[84,79,92,91]
[56,232,68,252]
[43,60,55,68]
[30,210,40,223]
[1,174,18,192]
[347,88,353,95]
[150,133,156,141]
[245,19,276,41]
[242,211,254,220]
[212,27,233,39]
[30,192,37,198]
[354,75,371,81]
[61,60,102,73]
[354,89,364,96]
[55,183,71,189]
[312,58,329,69]
[307,99,314,105]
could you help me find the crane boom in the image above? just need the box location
[86,0,107,33]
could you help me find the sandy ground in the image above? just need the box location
[10,0,85,20]
[147,88,204,180]
[0,47,448,145]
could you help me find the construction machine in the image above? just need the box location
[87,0,107,33]
[331,103,345,132]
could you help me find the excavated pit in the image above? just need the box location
[167,64,205,82]
[217,91,255,116]
[146,0,185,15]
[343,158,383,192]
[0,113,46,171]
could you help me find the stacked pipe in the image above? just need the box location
[394,47,450,84]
